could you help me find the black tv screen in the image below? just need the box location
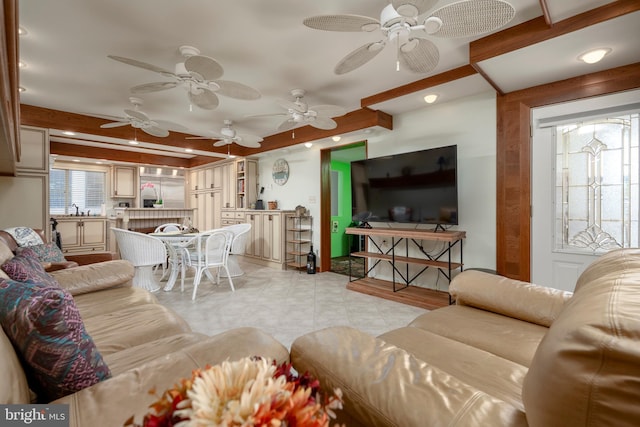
[351,145,458,225]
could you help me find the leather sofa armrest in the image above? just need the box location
[65,252,118,265]
[49,260,134,296]
[450,270,573,327]
[291,326,527,427]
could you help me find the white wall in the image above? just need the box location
[257,91,497,286]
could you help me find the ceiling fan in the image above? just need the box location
[303,0,516,74]
[186,119,263,148]
[99,97,186,138]
[252,89,347,132]
[107,45,261,110]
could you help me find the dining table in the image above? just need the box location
[149,231,199,292]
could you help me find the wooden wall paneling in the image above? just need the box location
[0,0,19,175]
[496,62,640,282]
[319,148,332,273]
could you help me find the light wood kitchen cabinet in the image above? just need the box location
[56,218,106,254]
[221,162,235,209]
[112,166,136,198]
[191,191,221,232]
[0,126,49,233]
[243,211,292,267]
[17,126,49,172]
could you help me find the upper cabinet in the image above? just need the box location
[112,166,137,198]
[16,126,49,172]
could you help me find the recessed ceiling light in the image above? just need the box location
[18,27,27,36]
[304,142,313,148]
[128,140,139,145]
[332,136,341,142]
[72,159,80,162]
[423,94,438,104]
[578,48,611,64]
[62,131,75,136]
[18,86,25,92]
[18,61,26,68]
[185,148,193,153]
[95,161,103,165]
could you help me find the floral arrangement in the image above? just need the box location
[141,182,162,204]
[124,357,343,427]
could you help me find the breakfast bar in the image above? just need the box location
[113,208,196,233]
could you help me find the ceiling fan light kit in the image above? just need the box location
[304,0,515,74]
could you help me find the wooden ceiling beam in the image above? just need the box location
[470,0,640,64]
[22,103,392,166]
[360,65,477,108]
[50,141,195,168]
[246,108,393,154]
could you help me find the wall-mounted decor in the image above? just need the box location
[272,158,290,186]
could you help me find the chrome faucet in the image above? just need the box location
[72,203,79,216]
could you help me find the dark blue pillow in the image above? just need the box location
[0,278,111,401]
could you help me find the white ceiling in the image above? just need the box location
[17,0,639,162]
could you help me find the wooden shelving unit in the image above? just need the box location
[286,215,313,271]
[345,227,465,309]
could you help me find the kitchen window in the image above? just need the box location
[50,168,106,215]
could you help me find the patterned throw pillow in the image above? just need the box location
[16,243,66,263]
[1,253,59,288]
[0,278,112,401]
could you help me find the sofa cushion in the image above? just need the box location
[0,327,31,404]
[409,305,548,367]
[449,270,572,327]
[522,248,640,427]
[0,278,112,401]
[1,252,59,287]
[73,286,157,319]
[16,242,66,263]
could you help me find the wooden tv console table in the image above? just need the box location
[345,227,465,309]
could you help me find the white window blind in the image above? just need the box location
[49,168,106,215]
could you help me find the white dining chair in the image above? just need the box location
[111,228,167,292]
[152,222,188,279]
[220,223,252,277]
[182,229,234,300]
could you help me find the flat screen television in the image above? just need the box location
[350,145,458,225]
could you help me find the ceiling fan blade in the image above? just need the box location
[310,117,338,130]
[183,55,224,81]
[107,55,175,76]
[100,121,129,129]
[215,80,261,100]
[142,126,170,138]
[235,134,263,148]
[276,98,307,113]
[399,38,439,73]
[391,0,438,17]
[277,119,297,132]
[131,81,178,93]
[303,14,380,32]
[245,112,289,119]
[213,139,230,147]
[428,0,515,38]
[154,120,188,133]
[188,89,220,110]
[124,109,151,122]
[335,41,386,75]
[309,104,347,118]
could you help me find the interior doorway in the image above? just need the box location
[319,141,367,274]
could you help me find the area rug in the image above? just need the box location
[330,256,364,278]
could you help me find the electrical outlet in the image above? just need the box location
[332,220,339,233]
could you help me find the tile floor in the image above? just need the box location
[153,257,427,350]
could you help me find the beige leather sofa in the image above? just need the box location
[291,248,640,426]
[0,246,289,426]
